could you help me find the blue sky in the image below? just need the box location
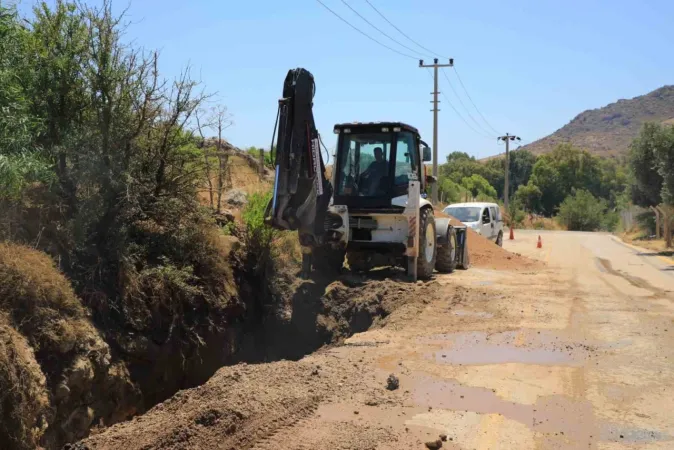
[18,0,674,161]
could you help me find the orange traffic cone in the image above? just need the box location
[509,227,514,240]
[537,235,542,249]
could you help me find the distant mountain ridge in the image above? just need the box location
[521,85,674,158]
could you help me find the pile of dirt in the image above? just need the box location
[435,211,540,271]
[465,228,540,271]
[0,243,139,448]
[233,268,439,362]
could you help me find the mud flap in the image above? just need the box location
[455,226,470,269]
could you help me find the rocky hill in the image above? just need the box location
[522,85,674,157]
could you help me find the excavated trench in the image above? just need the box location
[64,264,437,449]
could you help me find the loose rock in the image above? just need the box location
[386,374,399,391]
[425,439,443,449]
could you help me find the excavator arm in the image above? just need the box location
[266,68,331,248]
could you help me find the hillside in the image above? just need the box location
[522,85,674,157]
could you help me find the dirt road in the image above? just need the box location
[80,231,674,449]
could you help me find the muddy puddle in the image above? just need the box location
[423,330,597,366]
[412,377,672,446]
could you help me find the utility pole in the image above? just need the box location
[497,133,521,210]
[419,58,453,204]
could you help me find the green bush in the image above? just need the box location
[556,190,609,231]
[240,191,277,275]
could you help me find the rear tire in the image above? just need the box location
[416,208,437,280]
[436,227,457,273]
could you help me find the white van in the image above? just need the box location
[443,202,505,246]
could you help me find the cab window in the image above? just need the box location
[490,206,500,222]
[336,133,392,197]
[394,132,418,186]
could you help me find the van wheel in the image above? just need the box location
[496,231,503,247]
[436,227,457,273]
[417,208,437,280]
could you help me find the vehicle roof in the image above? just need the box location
[333,122,420,134]
[444,202,499,208]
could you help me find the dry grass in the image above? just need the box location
[0,243,140,448]
[0,314,50,450]
[621,229,673,258]
[198,155,273,214]
[0,243,91,355]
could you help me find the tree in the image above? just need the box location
[629,123,665,207]
[438,177,466,204]
[515,181,542,213]
[557,190,609,231]
[461,174,497,200]
[530,156,563,215]
[629,123,674,246]
[484,148,537,201]
[196,105,233,213]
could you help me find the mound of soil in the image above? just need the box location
[435,211,541,271]
[435,211,540,271]
[466,228,540,271]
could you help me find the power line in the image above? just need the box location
[338,0,433,59]
[314,0,417,60]
[363,0,449,60]
[357,0,503,137]
[441,68,496,138]
[452,67,501,136]
[425,69,493,140]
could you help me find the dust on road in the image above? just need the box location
[77,231,674,449]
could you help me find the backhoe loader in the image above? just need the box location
[265,68,469,280]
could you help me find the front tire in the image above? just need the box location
[416,208,437,280]
[347,251,371,273]
[313,245,345,275]
[436,227,457,273]
[496,231,503,247]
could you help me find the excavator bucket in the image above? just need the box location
[265,68,331,248]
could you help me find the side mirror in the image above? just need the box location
[425,175,437,184]
[422,146,432,162]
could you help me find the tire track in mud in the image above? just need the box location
[250,398,322,450]
[225,397,322,450]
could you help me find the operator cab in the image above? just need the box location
[332,122,432,210]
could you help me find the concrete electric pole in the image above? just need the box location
[419,58,453,204]
[497,133,521,210]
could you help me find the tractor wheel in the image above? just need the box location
[313,245,345,276]
[347,251,372,273]
[416,208,437,280]
[436,227,457,273]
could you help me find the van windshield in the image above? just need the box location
[444,206,481,223]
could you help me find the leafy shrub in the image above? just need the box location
[556,190,609,231]
[239,191,277,275]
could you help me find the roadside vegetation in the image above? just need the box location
[438,144,628,231]
[627,122,674,247]
[0,2,278,447]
